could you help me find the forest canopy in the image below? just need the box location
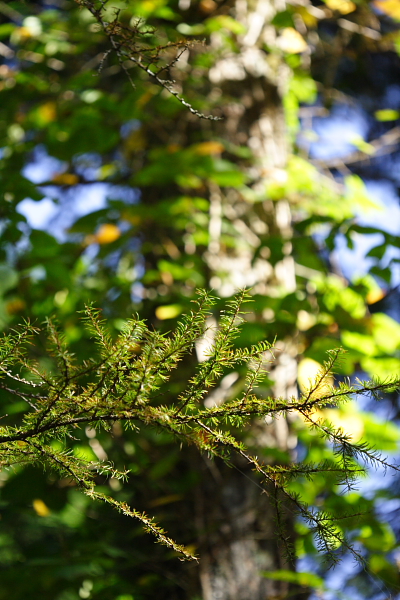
[1,0,400,599]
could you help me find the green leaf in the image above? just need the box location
[29,230,60,259]
[361,357,400,379]
[205,15,246,34]
[372,312,400,354]
[209,170,247,186]
[341,331,378,356]
[0,265,18,294]
[362,414,400,452]
[366,243,387,260]
[290,73,318,104]
[344,175,381,212]
[271,10,295,28]
[262,569,325,589]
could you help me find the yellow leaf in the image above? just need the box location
[374,109,400,121]
[11,17,41,42]
[350,135,375,155]
[199,0,217,13]
[6,298,26,314]
[124,129,146,153]
[141,0,157,14]
[366,288,386,304]
[324,0,356,14]
[155,304,182,320]
[149,494,184,507]
[298,358,333,397]
[192,141,225,155]
[98,164,117,180]
[163,238,181,259]
[52,173,79,186]
[322,409,365,441]
[295,7,318,28]
[17,26,33,39]
[167,144,182,153]
[160,271,173,286]
[33,499,51,517]
[297,310,317,331]
[37,102,57,126]
[278,28,308,54]
[95,224,121,245]
[373,0,400,21]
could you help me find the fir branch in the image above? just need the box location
[0,292,399,564]
[298,408,400,474]
[86,488,198,561]
[74,0,222,121]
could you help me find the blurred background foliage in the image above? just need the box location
[1,0,400,598]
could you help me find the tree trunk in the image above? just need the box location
[193,0,302,597]
[135,0,303,594]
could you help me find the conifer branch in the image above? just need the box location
[0,291,399,563]
[75,0,222,120]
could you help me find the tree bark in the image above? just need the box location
[192,1,302,597]
[135,0,303,594]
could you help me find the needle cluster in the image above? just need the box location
[0,290,399,564]
[75,0,221,120]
